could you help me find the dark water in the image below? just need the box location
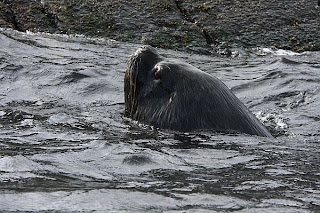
[0,28,319,212]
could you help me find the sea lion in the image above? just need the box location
[124,46,272,138]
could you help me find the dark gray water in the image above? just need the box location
[0,28,319,212]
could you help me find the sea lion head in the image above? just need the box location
[124,45,212,130]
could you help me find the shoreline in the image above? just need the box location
[1,0,319,53]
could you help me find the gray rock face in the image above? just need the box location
[1,0,319,52]
[176,0,320,52]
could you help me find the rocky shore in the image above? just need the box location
[1,0,320,53]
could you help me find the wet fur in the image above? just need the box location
[125,46,272,137]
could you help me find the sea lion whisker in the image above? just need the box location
[129,57,140,117]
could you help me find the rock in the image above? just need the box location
[0,0,319,52]
[176,0,320,52]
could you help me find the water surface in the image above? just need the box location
[0,28,319,212]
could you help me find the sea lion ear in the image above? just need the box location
[154,64,163,80]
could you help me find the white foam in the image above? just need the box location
[255,47,301,56]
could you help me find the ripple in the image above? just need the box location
[0,28,319,212]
